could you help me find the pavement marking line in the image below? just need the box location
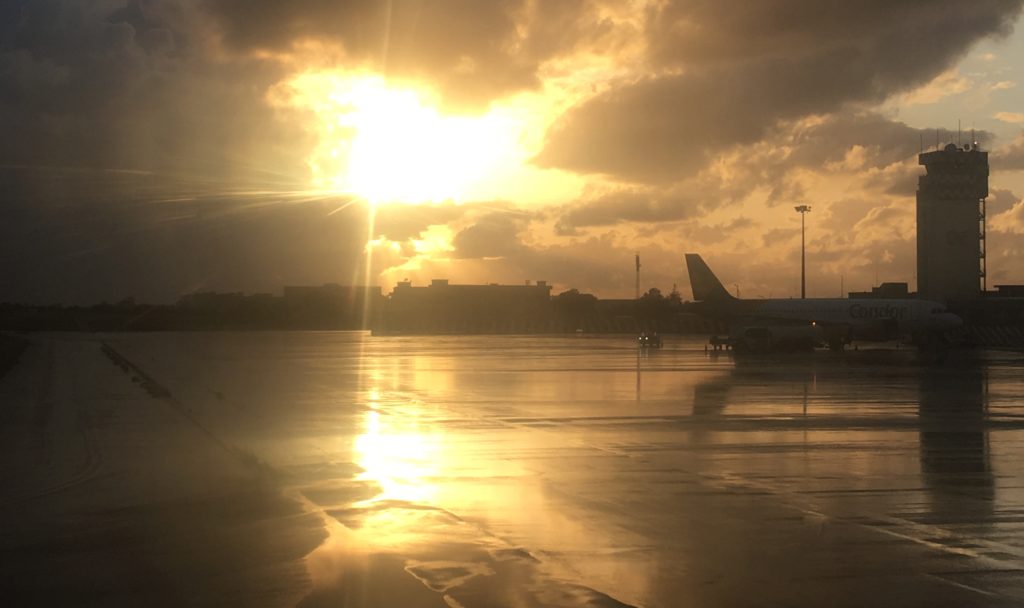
[534,432,1023,602]
[99,341,243,457]
[923,572,1000,597]
[94,360,633,608]
[693,470,1024,598]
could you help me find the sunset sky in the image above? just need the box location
[4,0,1024,304]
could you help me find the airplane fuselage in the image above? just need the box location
[690,297,962,349]
[731,298,960,334]
[683,253,964,350]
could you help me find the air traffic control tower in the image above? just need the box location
[917,143,988,301]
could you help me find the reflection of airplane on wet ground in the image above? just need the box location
[685,254,963,352]
[690,353,994,513]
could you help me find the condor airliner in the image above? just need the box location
[685,254,963,351]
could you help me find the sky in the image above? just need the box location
[3,0,1024,305]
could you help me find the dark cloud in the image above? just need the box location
[555,187,697,233]
[537,1,1022,182]
[0,0,306,178]
[451,210,530,259]
[762,227,799,248]
[765,175,807,207]
[680,216,755,245]
[536,61,836,182]
[645,0,1020,68]
[203,0,604,111]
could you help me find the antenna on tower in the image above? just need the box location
[958,119,961,147]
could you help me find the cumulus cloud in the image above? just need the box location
[987,188,1021,215]
[680,216,756,245]
[987,191,1024,285]
[995,111,1024,123]
[451,209,531,259]
[373,202,466,241]
[861,161,921,197]
[547,111,993,237]
[446,234,686,297]
[784,114,987,171]
[537,0,1022,182]
[992,131,1024,170]
[554,186,698,233]
[989,192,1024,233]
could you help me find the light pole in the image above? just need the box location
[794,205,811,299]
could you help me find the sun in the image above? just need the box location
[274,72,530,205]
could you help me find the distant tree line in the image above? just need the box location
[0,283,707,334]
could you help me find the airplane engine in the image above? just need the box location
[732,324,819,353]
[851,318,902,342]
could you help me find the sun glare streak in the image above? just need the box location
[275,73,530,205]
[352,203,377,329]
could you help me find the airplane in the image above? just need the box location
[684,253,963,352]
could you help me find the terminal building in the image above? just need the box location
[383,279,553,333]
[916,143,988,301]
[848,282,910,300]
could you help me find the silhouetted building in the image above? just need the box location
[384,279,552,333]
[992,285,1024,298]
[848,282,910,299]
[917,143,988,301]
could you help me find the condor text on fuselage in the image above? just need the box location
[848,303,908,320]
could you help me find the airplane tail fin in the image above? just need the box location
[685,254,736,302]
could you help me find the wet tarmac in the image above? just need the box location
[3,332,1024,606]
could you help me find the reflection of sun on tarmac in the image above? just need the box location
[303,374,656,604]
[341,400,479,552]
[354,408,442,504]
